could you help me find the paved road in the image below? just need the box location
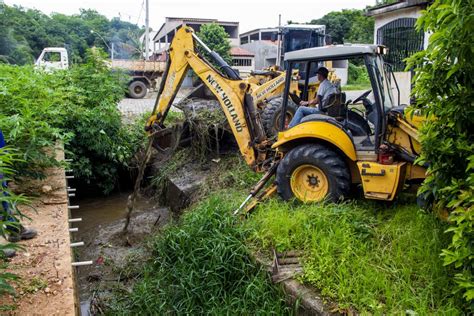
[118,90,191,118]
[118,89,369,118]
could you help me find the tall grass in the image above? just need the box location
[247,199,463,314]
[112,192,292,315]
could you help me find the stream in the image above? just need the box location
[71,192,170,315]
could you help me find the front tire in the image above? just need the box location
[276,144,350,203]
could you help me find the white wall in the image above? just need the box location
[373,7,424,45]
[374,6,430,105]
[393,71,412,105]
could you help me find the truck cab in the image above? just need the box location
[35,48,69,71]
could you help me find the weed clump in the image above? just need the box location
[247,199,463,314]
[113,193,292,315]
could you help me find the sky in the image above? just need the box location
[4,0,374,33]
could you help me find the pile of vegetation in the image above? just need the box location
[247,199,462,314]
[0,4,143,64]
[0,48,144,193]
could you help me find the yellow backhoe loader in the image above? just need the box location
[146,26,427,212]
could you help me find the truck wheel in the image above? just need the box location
[276,144,350,203]
[128,81,147,99]
[261,97,297,138]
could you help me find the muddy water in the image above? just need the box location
[75,192,150,235]
[71,192,169,315]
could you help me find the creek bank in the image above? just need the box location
[0,149,76,315]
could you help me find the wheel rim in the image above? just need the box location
[134,86,143,94]
[275,111,294,131]
[290,164,329,202]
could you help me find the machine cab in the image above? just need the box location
[271,45,426,202]
[277,44,398,155]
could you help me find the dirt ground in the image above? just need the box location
[0,151,76,315]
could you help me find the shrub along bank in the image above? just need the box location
[0,49,145,193]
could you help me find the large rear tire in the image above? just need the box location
[261,97,297,138]
[276,144,350,203]
[128,80,147,99]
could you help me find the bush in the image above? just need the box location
[347,62,370,85]
[0,48,145,193]
[406,0,473,308]
[0,147,29,295]
[0,65,71,178]
[113,193,292,315]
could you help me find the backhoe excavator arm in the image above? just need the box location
[145,26,260,168]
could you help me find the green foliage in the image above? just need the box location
[406,0,473,307]
[0,49,145,193]
[0,4,142,65]
[196,23,232,67]
[0,65,72,178]
[310,9,374,44]
[375,0,398,5]
[247,200,463,314]
[0,147,29,296]
[347,62,370,85]
[61,50,143,193]
[113,193,292,315]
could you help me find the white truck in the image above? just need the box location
[35,47,165,98]
[35,47,69,71]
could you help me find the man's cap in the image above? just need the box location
[316,67,329,77]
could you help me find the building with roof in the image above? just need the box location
[367,0,431,104]
[151,17,255,83]
[230,47,255,77]
[152,17,240,55]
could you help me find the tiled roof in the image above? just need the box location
[230,47,254,57]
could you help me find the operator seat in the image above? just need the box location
[321,93,346,118]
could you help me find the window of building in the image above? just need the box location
[376,18,424,71]
[240,37,249,45]
[250,33,259,42]
[261,31,275,41]
[167,30,175,43]
[232,58,252,67]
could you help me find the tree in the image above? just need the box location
[310,9,374,44]
[375,0,398,5]
[406,0,473,309]
[0,4,143,65]
[196,23,232,66]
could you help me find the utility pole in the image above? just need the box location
[111,42,115,61]
[276,14,282,68]
[145,0,150,60]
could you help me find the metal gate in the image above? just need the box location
[376,18,424,71]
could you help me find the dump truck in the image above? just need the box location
[111,59,165,99]
[35,47,166,99]
[146,26,427,211]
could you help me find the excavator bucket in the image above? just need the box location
[151,124,185,154]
